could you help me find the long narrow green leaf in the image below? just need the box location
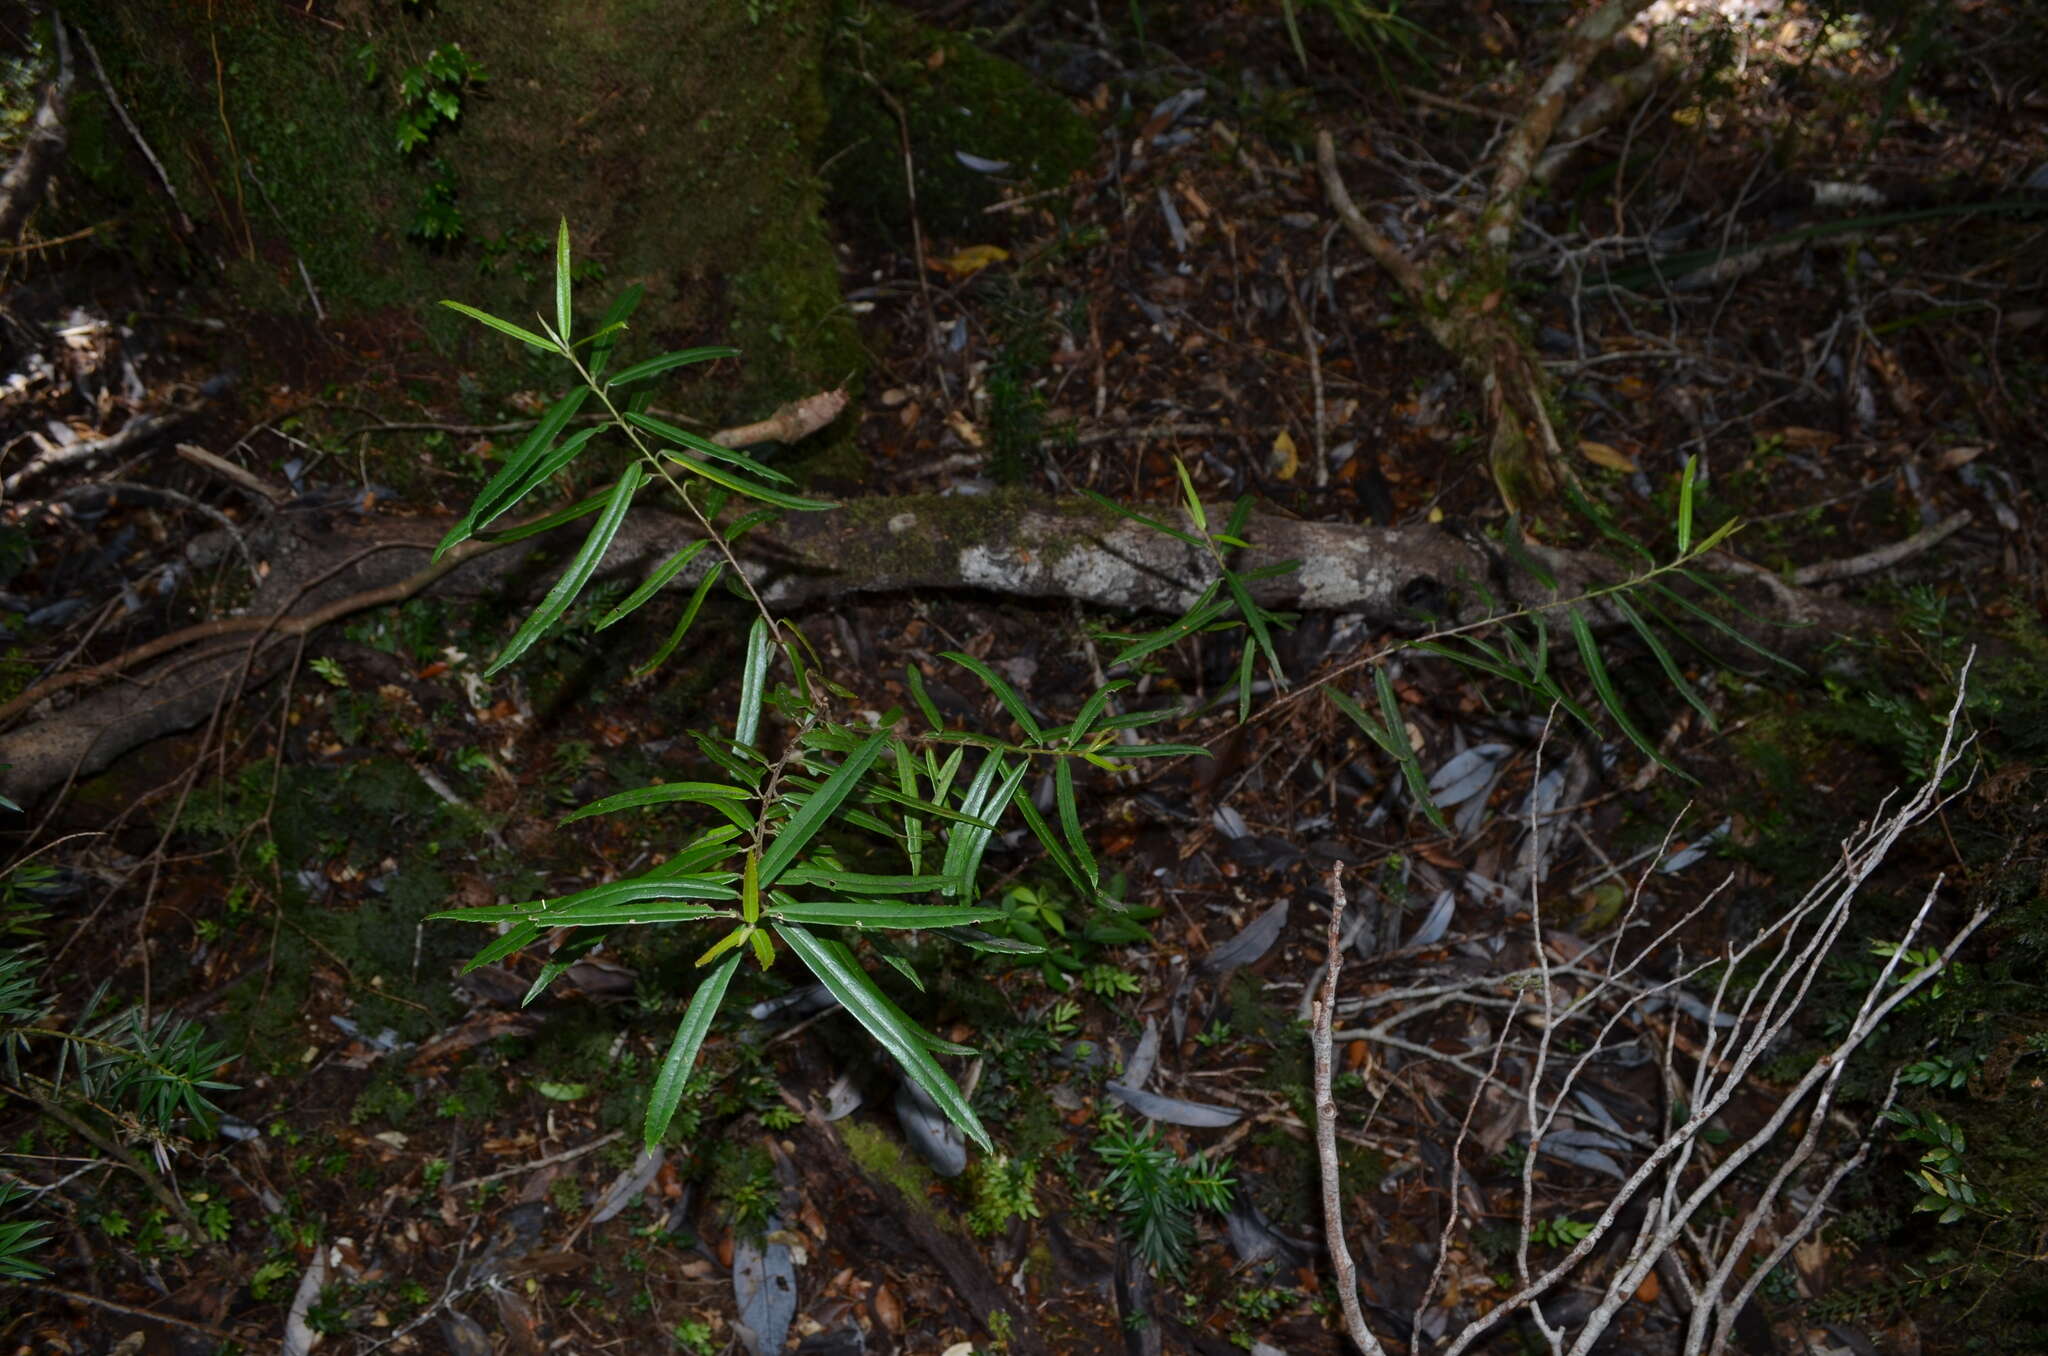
[952,758,1026,901]
[1566,609,1679,775]
[486,464,643,676]
[637,561,725,676]
[776,868,957,895]
[1676,456,1697,554]
[735,617,773,752]
[431,872,738,924]
[436,387,592,559]
[476,424,606,534]
[1108,587,1231,669]
[522,931,608,1006]
[904,663,947,731]
[939,753,1005,888]
[554,218,572,344]
[943,927,1047,956]
[893,742,925,876]
[475,487,609,545]
[626,411,796,485]
[455,919,540,972]
[1374,667,1448,832]
[644,952,741,1147]
[1172,457,1208,532]
[944,651,1044,741]
[855,782,998,830]
[651,825,744,878]
[596,539,711,630]
[607,346,740,388]
[561,781,752,825]
[1054,758,1097,887]
[1415,639,1523,687]
[1563,481,1656,564]
[468,393,589,524]
[440,299,554,352]
[1011,789,1093,903]
[1060,680,1131,746]
[1234,636,1257,724]
[767,900,1004,929]
[1647,577,1804,672]
[774,924,991,1149]
[1612,595,1717,730]
[1098,706,1183,732]
[652,444,837,511]
[1077,486,1206,547]
[758,731,889,886]
[529,901,729,927]
[1498,521,1559,592]
[1224,571,1285,682]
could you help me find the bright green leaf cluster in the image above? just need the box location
[433,225,1202,1153]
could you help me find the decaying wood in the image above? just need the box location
[788,1113,1048,1356]
[0,482,1887,806]
[707,387,849,449]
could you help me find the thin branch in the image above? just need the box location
[16,1282,241,1342]
[1312,867,1389,1356]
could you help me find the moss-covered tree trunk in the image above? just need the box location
[69,0,860,417]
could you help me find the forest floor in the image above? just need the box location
[3,2,2047,1355]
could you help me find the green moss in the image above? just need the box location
[839,1118,955,1228]
[822,1,1095,244]
[78,0,858,427]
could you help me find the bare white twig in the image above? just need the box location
[1313,866,1389,1356]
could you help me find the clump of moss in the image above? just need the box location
[840,1117,954,1227]
[822,1,1096,244]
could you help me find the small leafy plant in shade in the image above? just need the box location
[429,222,1203,1154]
[965,1153,1042,1237]
[0,945,235,1277]
[356,38,487,244]
[1885,1106,2006,1226]
[1092,1111,1234,1277]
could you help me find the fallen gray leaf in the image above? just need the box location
[894,1079,967,1177]
[1572,1090,1627,1135]
[1159,187,1189,253]
[1147,86,1206,129]
[281,1246,328,1356]
[1429,743,1512,807]
[1534,1137,1627,1180]
[1405,888,1456,948]
[1199,900,1287,973]
[1657,819,1731,874]
[750,984,839,1023]
[734,1220,798,1356]
[1122,1017,1161,1092]
[819,1072,862,1122]
[588,1146,665,1225]
[1670,989,1740,1028]
[1105,1082,1242,1127]
[955,151,1012,173]
[1211,804,1250,840]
